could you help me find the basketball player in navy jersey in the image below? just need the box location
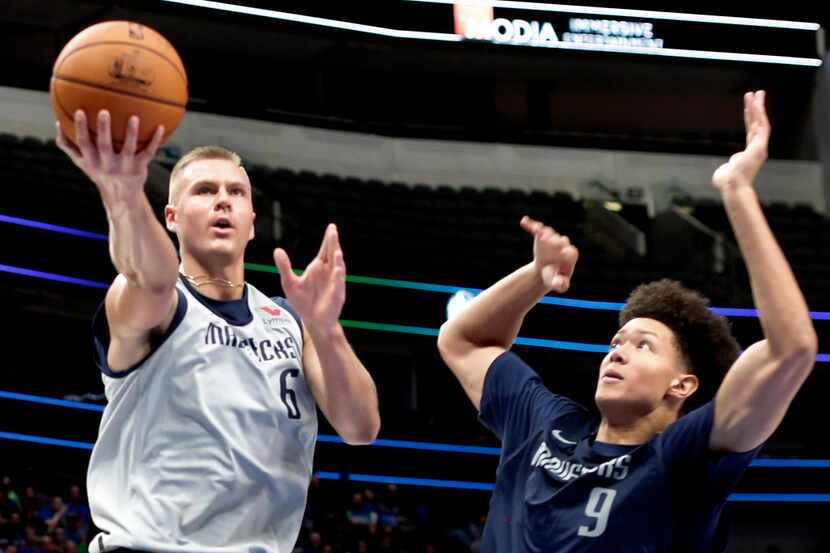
[438,91,818,552]
[55,110,380,553]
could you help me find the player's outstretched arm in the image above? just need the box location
[56,110,179,372]
[710,91,817,452]
[274,224,380,445]
[437,216,579,410]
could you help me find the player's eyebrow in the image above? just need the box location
[616,329,660,340]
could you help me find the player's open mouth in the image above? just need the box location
[602,369,624,382]
[211,217,233,230]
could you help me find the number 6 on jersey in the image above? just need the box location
[280,368,302,419]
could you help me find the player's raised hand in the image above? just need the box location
[273,223,347,331]
[520,216,579,293]
[55,109,164,217]
[711,90,770,192]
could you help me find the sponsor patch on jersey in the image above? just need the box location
[259,305,293,332]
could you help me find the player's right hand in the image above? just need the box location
[520,215,579,293]
[55,109,164,217]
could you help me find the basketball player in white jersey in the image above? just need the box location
[55,110,381,553]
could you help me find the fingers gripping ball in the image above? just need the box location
[50,21,188,151]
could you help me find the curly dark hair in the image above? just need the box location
[619,279,741,410]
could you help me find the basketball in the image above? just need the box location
[49,20,188,151]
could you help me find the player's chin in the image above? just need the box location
[204,240,244,260]
[594,384,630,407]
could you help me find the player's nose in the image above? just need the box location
[214,187,232,210]
[610,349,627,364]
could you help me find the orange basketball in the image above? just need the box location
[50,21,188,151]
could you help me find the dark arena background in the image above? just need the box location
[1,1,830,552]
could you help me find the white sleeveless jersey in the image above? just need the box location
[87,280,317,553]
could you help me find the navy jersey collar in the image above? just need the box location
[573,426,640,459]
[180,274,253,326]
[589,439,639,458]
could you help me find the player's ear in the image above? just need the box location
[164,204,177,233]
[667,374,698,400]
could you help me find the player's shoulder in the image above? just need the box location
[486,350,540,382]
[658,401,716,440]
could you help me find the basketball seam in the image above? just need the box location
[53,75,187,109]
[54,83,172,146]
[55,40,188,87]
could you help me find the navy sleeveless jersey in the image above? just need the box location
[479,351,758,553]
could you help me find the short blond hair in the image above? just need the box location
[168,146,244,204]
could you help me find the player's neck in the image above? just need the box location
[180,257,245,301]
[596,408,676,445]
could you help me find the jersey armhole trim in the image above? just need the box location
[271,296,303,336]
[93,288,188,379]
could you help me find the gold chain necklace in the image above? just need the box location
[180,272,244,289]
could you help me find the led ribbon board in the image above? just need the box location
[160,0,823,66]
[434,0,825,66]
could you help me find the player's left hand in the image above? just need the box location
[273,223,346,331]
[711,90,770,192]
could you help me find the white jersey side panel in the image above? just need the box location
[87,282,317,553]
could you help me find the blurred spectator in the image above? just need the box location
[62,485,87,549]
[38,499,66,534]
[307,530,324,553]
[0,492,19,519]
[376,524,397,553]
[361,490,377,516]
[1,478,20,512]
[50,528,65,552]
[63,487,88,534]
[19,489,41,521]
[39,535,57,553]
[3,474,485,553]
[447,514,484,553]
[19,490,44,539]
[18,526,40,553]
[377,485,402,529]
[303,475,338,538]
[62,516,83,548]
[354,538,370,553]
[1,513,24,545]
[346,493,378,527]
